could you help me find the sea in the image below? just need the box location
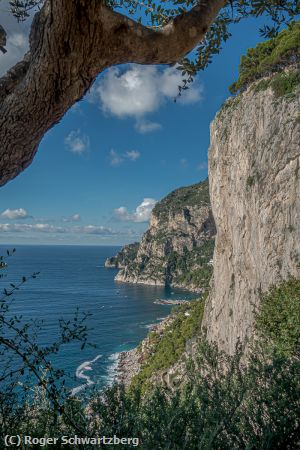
[1,245,197,396]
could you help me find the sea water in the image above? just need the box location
[1,245,197,395]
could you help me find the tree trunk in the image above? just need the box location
[0,0,226,186]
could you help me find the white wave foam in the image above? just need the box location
[104,352,121,387]
[70,354,102,396]
[143,323,156,330]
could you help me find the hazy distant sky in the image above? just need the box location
[0,7,270,245]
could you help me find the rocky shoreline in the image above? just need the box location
[115,348,141,387]
[115,277,203,294]
[115,315,175,387]
[154,299,191,306]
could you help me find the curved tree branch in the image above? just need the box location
[0,0,226,186]
[0,24,7,53]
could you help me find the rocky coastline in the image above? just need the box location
[115,315,175,387]
[114,276,204,294]
[115,348,140,387]
[153,299,191,306]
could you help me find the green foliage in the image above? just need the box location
[1,255,299,449]
[253,78,272,92]
[3,340,299,449]
[122,239,214,292]
[271,69,300,97]
[131,299,205,392]
[153,179,210,221]
[230,21,300,93]
[256,278,300,356]
[174,240,214,288]
[108,242,139,267]
[178,264,213,287]
[253,68,300,97]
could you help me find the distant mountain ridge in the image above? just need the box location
[106,180,216,293]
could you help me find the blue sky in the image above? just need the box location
[0,8,270,245]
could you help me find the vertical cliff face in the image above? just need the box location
[204,70,300,354]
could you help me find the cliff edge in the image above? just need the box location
[204,64,300,354]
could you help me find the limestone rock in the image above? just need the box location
[203,70,300,354]
[112,180,216,292]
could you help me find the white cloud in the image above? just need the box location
[1,208,30,220]
[63,214,81,223]
[135,120,162,134]
[134,198,157,222]
[65,130,90,154]
[33,224,65,233]
[0,32,29,77]
[109,149,140,166]
[115,198,156,223]
[0,223,65,233]
[125,150,140,161]
[74,225,115,235]
[0,222,116,236]
[89,65,203,130]
[115,207,130,221]
[90,66,158,118]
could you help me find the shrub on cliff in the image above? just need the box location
[152,179,210,221]
[1,252,299,449]
[230,21,300,93]
[256,278,300,356]
[87,341,299,449]
[131,299,205,392]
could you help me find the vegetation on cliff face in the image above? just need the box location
[3,278,299,449]
[130,278,300,395]
[253,68,300,97]
[256,278,300,357]
[131,299,205,393]
[173,239,214,288]
[152,179,210,221]
[230,21,300,94]
[105,242,139,268]
[117,238,215,291]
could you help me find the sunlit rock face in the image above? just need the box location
[204,71,300,354]
[112,180,216,292]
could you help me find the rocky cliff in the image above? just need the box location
[105,243,139,268]
[203,65,300,354]
[107,180,216,292]
[115,26,300,392]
